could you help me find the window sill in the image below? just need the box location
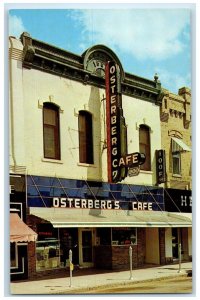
[41,158,63,164]
[139,170,153,174]
[77,162,96,168]
[172,174,182,178]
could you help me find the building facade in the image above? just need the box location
[9,32,192,280]
[159,88,192,263]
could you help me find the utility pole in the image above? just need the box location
[129,246,133,280]
[69,249,73,286]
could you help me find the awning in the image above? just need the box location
[169,212,192,222]
[30,207,192,228]
[10,213,38,242]
[172,137,191,152]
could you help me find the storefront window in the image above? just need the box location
[36,239,60,271]
[112,228,137,245]
[96,228,111,245]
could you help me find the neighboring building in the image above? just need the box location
[159,88,192,263]
[10,174,37,281]
[159,87,192,189]
[9,32,192,280]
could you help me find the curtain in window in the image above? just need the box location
[78,111,94,164]
[139,125,151,171]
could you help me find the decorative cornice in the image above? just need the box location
[169,109,185,118]
[20,32,162,105]
[33,38,83,68]
[160,112,169,122]
[9,48,23,61]
[168,130,183,139]
[82,44,125,80]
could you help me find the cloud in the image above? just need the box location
[9,15,26,38]
[156,68,191,93]
[70,9,190,61]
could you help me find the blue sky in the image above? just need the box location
[8,6,192,94]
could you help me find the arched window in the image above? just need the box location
[78,111,94,164]
[139,125,151,171]
[43,102,60,160]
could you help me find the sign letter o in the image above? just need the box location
[110,65,116,74]
[53,197,59,207]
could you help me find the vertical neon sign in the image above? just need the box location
[105,61,127,183]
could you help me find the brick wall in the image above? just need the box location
[112,245,131,270]
[159,228,166,265]
[160,87,192,189]
[26,214,53,279]
[27,242,37,279]
[94,228,146,270]
[137,228,146,267]
[94,246,112,269]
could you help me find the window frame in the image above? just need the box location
[111,228,137,246]
[36,239,60,271]
[172,151,181,175]
[78,110,94,164]
[171,138,182,175]
[139,124,151,171]
[43,103,60,160]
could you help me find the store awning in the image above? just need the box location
[171,137,191,152]
[10,213,38,242]
[30,207,192,228]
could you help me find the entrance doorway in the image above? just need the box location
[10,244,28,281]
[79,228,94,267]
[145,228,160,264]
[59,228,79,266]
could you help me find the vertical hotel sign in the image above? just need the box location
[156,149,166,184]
[105,61,127,183]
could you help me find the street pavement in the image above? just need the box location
[9,262,192,295]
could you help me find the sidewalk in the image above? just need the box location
[10,262,192,295]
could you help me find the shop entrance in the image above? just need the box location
[145,228,160,264]
[10,244,28,281]
[79,228,94,267]
[59,228,79,266]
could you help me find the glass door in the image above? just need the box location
[79,229,94,267]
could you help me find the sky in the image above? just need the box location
[7,5,194,94]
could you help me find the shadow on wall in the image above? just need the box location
[87,86,103,181]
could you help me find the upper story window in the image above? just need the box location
[78,110,94,164]
[172,152,181,175]
[139,125,151,171]
[164,99,167,109]
[171,138,181,175]
[43,103,60,160]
